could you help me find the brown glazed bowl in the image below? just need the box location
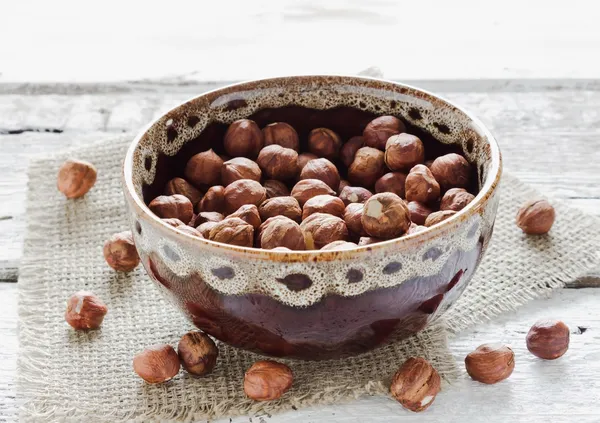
[123,76,502,360]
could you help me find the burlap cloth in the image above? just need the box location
[17,135,600,422]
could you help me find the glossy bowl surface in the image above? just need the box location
[123,75,502,360]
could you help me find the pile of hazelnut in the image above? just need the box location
[147,116,477,250]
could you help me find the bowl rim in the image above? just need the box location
[123,75,502,262]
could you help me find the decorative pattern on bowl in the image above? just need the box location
[123,76,502,360]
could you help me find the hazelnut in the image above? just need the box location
[223,179,267,214]
[221,157,262,186]
[264,179,290,198]
[272,247,291,252]
[65,291,108,330]
[162,218,186,227]
[57,158,97,199]
[526,319,569,360]
[440,188,475,212]
[259,196,302,222]
[465,343,515,384]
[407,201,433,226]
[390,357,441,412]
[227,204,262,230]
[133,344,181,384]
[197,186,226,213]
[296,153,319,174]
[363,116,405,150]
[300,213,348,250]
[184,149,223,186]
[405,164,440,204]
[149,194,194,223]
[175,225,203,238]
[262,122,299,151]
[516,199,555,235]
[299,158,340,191]
[197,221,219,238]
[362,193,411,238]
[343,203,367,237]
[164,177,203,206]
[337,179,350,195]
[375,172,407,197]
[321,240,358,251]
[103,230,140,271]
[384,134,425,171]
[291,179,336,206]
[259,216,306,250]
[191,211,224,227]
[308,128,342,160]
[430,153,471,190]
[424,210,456,227]
[339,186,373,206]
[244,360,293,401]
[208,217,254,247]
[347,147,385,188]
[340,135,364,167]
[177,331,219,376]
[302,194,345,220]
[406,222,426,235]
[257,145,299,181]
[358,236,382,246]
[223,119,264,158]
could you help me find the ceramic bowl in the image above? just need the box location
[123,76,502,360]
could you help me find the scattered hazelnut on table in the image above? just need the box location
[149,194,194,223]
[465,343,515,384]
[221,157,262,186]
[223,119,264,158]
[338,186,373,206]
[363,116,405,150]
[299,158,340,191]
[197,185,226,213]
[259,197,302,222]
[164,177,203,206]
[133,344,181,384]
[208,217,254,247]
[407,201,433,226]
[65,291,108,330]
[440,188,475,212]
[340,135,364,167]
[257,144,299,181]
[57,158,97,199]
[302,194,345,220]
[424,210,457,227]
[244,360,293,401]
[197,221,219,238]
[321,240,359,251]
[358,236,382,246]
[223,179,267,214]
[516,199,555,235]
[343,202,367,237]
[405,164,440,204]
[361,193,411,238]
[177,331,219,376]
[430,153,471,190]
[264,179,290,198]
[526,319,570,360]
[227,204,262,230]
[308,128,342,160]
[300,213,349,250]
[375,172,407,197]
[390,357,441,413]
[385,134,425,171]
[184,149,223,186]
[262,122,299,151]
[347,146,385,188]
[296,153,319,174]
[103,230,140,271]
[259,216,306,250]
[291,179,336,207]
[191,211,224,227]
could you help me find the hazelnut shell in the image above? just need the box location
[223,119,264,158]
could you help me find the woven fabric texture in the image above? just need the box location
[17,136,600,422]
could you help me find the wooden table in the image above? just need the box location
[1,80,599,422]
